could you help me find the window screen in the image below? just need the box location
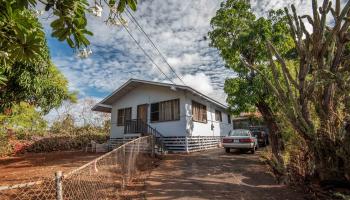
[192,101,207,123]
[151,99,180,122]
[117,107,131,126]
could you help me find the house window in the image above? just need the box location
[228,114,231,124]
[151,99,180,122]
[215,110,222,122]
[192,101,207,123]
[117,107,132,126]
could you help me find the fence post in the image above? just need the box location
[122,145,126,190]
[55,171,63,200]
[151,135,155,157]
[185,136,189,153]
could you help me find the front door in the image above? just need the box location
[137,104,148,123]
[137,104,148,135]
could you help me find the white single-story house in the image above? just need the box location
[92,79,232,152]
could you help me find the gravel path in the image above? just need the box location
[146,148,307,200]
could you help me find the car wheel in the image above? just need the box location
[225,148,230,153]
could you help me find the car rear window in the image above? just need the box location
[229,129,250,136]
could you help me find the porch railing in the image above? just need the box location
[124,119,148,134]
[124,119,166,153]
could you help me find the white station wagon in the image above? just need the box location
[222,129,258,154]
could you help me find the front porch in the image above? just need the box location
[109,119,222,153]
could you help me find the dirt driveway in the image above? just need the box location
[146,148,307,200]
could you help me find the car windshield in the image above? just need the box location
[228,129,250,136]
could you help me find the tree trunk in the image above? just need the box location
[313,123,347,182]
[256,101,285,165]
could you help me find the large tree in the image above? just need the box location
[0,0,136,112]
[209,0,294,166]
[0,3,75,113]
[242,0,350,181]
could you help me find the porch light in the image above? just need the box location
[170,85,177,91]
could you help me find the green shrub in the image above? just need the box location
[0,135,12,156]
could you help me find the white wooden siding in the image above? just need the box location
[110,84,187,138]
[184,91,232,137]
[110,84,232,138]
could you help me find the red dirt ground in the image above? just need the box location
[0,149,312,200]
[0,151,103,185]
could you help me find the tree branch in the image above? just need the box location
[267,41,299,88]
[239,55,283,102]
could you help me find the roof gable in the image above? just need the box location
[92,79,227,113]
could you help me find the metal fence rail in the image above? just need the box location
[0,136,154,200]
[162,136,222,153]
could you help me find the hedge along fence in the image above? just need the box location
[0,133,109,156]
[26,134,109,153]
[0,136,155,200]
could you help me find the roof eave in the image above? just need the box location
[91,103,112,113]
[93,78,228,112]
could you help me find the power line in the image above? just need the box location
[125,9,186,86]
[117,17,176,85]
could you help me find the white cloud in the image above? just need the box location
[181,73,214,95]
[251,0,316,16]
[47,0,233,100]
[43,0,347,122]
[251,0,347,32]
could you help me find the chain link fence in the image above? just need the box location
[0,136,155,200]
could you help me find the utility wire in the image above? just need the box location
[117,17,176,85]
[125,9,186,86]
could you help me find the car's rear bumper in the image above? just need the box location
[222,143,254,149]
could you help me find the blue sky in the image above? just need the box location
[45,0,232,101]
[42,0,333,123]
[44,0,323,100]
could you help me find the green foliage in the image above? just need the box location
[35,65,77,112]
[209,0,294,114]
[0,136,12,156]
[0,1,76,113]
[209,0,256,74]
[50,113,110,136]
[0,2,48,64]
[2,0,138,49]
[224,76,265,115]
[50,114,75,134]
[0,67,7,85]
[49,0,91,48]
[0,0,138,112]
[210,1,300,182]
[219,0,350,182]
[0,0,119,156]
[0,109,110,156]
[24,115,110,153]
[0,102,47,139]
[0,61,76,113]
